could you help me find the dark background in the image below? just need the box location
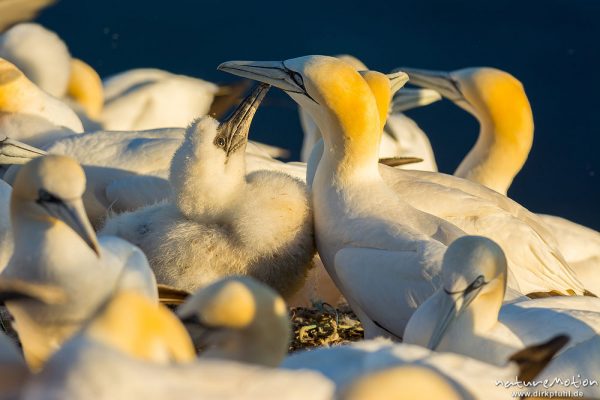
[37,0,599,229]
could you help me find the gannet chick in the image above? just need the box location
[0,58,83,147]
[2,155,158,370]
[24,290,333,400]
[101,84,314,300]
[404,236,600,366]
[403,66,600,294]
[340,366,462,400]
[177,276,290,367]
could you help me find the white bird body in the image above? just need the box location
[101,86,315,300]
[219,56,584,339]
[101,68,218,131]
[283,338,525,400]
[2,156,157,369]
[405,67,600,294]
[404,236,600,378]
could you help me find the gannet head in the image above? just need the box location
[341,365,462,400]
[11,155,100,255]
[219,56,383,165]
[177,276,291,367]
[66,58,104,119]
[85,291,195,363]
[0,58,83,133]
[170,83,269,220]
[402,67,533,140]
[427,236,507,350]
[0,23,71,98]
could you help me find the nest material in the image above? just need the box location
[289,303,364,352]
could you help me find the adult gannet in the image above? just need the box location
[0,58,83,147]
[298,55,439,172]
[403,66,600,294]
[177,276,290,367]
[404,236,600,371]
[283,336,566,400]
[2,155,158,370]
[23,289,334,400]
[0,23,104,122]
[101,84,314,300]
[219,55,586,337]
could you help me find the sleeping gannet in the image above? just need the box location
[0,23,103,122]
[101,84,314,300]
[404,66,600,294]
[2,155,157,370]
[0,58,83,147]
[219,55,587,337]
[404,236,600,376]
[177,276,290,367]
[298,54,439,172]
[23,290,334,400]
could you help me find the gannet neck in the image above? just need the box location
[453,69,534,195]
[67,59,104,118]
[86,292,195,364]
[170,117,246,221]
[306,62,382,182]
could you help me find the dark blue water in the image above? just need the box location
[37,0,599,229]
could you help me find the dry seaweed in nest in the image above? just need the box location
[289,303,363,352]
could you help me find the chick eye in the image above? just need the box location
[216,137,226,148]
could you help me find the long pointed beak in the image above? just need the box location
[0,137,47,164]
[40,198,100,256]
[391,88,442,113]
[218,60,303,93]
[427,277,486,350]
[219,83,270,157]
[401,68,464,102]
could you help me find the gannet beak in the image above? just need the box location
[218,60,315,101]
[37,192,100,256]
[378,156,423,167]
[0,136,47,164]
[427,275,487,350]
[391,88,442,113]
[218,83,270,157]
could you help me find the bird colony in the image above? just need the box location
[0,20,597,400]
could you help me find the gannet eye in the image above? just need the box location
[36,189,61,204]
[215,137,226,148]
[290,71,304,87]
